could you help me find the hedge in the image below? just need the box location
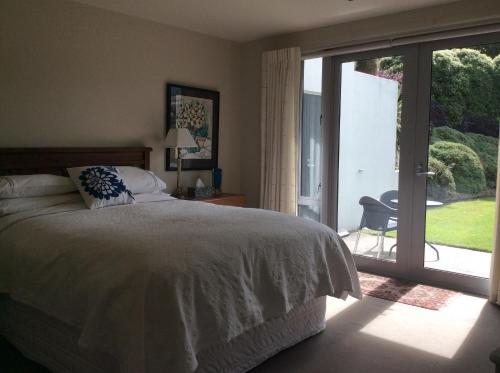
[429,141,486,194]
[465,132,498,188]
[430,50,470,128]
[430,126,475,148]
[430,127,498,189]
[427,156,456,200]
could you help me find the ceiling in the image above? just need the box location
[72,0,459,42]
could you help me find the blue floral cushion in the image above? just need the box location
[67,166,134,209]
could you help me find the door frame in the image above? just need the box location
[410,31,500,296]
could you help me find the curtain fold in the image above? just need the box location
[260,47,301,214]
[489,141,500,303]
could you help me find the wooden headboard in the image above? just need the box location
[0,147,152,176]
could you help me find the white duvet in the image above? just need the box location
[0,195,361,373]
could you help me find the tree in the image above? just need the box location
[454,49,495,119]
[470,44,500,59]
[431,50,469,128]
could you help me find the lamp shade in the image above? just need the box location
[164,128,198,148]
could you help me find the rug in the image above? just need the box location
[358,272,459,310]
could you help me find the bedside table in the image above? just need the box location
[187,193,246,207]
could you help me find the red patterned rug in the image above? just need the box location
[358,272,459,310]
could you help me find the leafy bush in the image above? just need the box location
[380,48,499,131]
[430,126,475,148]
[431,50,469,127]
[429,141,486,194]
[454,49,496,119]
[430,127,498,189]
[430,100,449,128]
[494,55,500,120]
[471,45,500,59]
[465,132,498,188]
[427,156,456,201]
[379,56,403,74]
[355,60,379,75]
[459,114,499,137]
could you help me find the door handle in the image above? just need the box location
[415,162,435,176]
[416,171,436,176]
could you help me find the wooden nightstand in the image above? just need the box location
[187,193,246,207]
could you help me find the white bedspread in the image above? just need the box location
[0,197,361,373]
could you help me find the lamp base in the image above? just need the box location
[172,188,185,199]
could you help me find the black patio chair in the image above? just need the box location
[380,190,399,209]
[353,196,398,259]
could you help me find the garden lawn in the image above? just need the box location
[425,197,495,252]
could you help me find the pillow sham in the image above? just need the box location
[67,166,134,209]
[0,174,77,198]
[116,166,167,194]
[0,193,83,216]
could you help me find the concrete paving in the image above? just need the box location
[343,231,491,278]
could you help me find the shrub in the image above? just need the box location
[355,60,379,75]
[494,55,500,119]
[430,49,498,129]
[465,132,498,188]
[379,56,403,74]
[430,127,498,189]
[459,114,499,138]
[430,126,475,148]
[431,50,469,128]
[429,141,486,194]
[454,49,495,119]
[471,45,500,59]
[427,156,456,201]
[430,100,449,128]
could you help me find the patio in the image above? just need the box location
[342,232,491,278]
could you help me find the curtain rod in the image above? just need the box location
[302,22,500,59]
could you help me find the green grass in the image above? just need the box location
[385,197,495,252]
[424,197,495,252]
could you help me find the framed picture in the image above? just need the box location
[165,84,220,171]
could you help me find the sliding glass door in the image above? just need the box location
[305,31,500,295]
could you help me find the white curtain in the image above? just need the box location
[489,142,500,303]
[260,47,301,214]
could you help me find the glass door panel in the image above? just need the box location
[338,55,404,263]
[298,58,323,222]
[422,42,500,278]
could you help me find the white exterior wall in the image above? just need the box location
[337,62,399,233]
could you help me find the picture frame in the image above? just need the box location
[165,83,220,171]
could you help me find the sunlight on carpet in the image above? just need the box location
[359,294,486,359]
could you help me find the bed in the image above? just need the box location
[0,147,361,373]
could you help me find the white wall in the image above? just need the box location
[337,63,399,233]
[0,0,242,194]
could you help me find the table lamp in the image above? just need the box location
[165,128,198,198]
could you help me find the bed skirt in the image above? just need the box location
[0,295,326,373]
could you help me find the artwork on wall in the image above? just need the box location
[165,84,220,171]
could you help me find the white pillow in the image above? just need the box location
[116,167,167,194]
[0,174,77,198]
[67,166,135,209]
[0,193,83,216]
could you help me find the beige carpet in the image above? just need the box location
[251,292,500,373]
[1,291,499,373]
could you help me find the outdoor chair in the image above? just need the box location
[380,190,399,256]
[353,196,398,259]
[379,190,440,260]
[380,190,399,209]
